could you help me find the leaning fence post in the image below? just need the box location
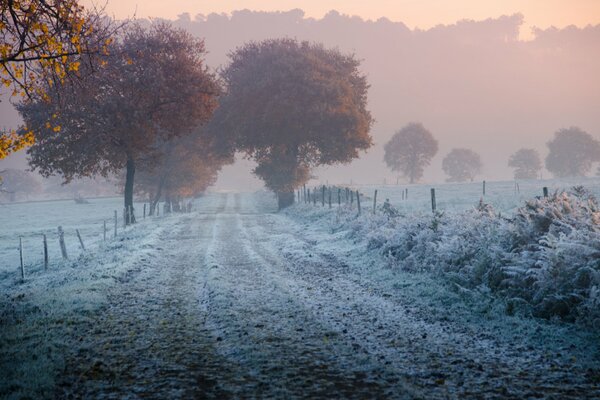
[431,188,436,213]
[58,226,68,260]
[114,210,118,238]
[373,189,378,214]
[43,234,48,270]
[19,237,24,281]
[543,187,548,198]
[76,229,86,251]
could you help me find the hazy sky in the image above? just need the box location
[85,0,600,39]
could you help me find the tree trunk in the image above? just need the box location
[149,176,166,216]
[124,157,136,225]
[164,193,172,214]
[277,191,294,210]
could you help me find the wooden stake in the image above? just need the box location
[328,188,332,208]
[114,210,118,238]
[431,188,436,212]
[356,190,361,215]
[58,226,68,260]
[143,203,146,219]
[483,180,486,196]
[338,188,341,206]
[19,237,24,281]
[76,229,86,251]
[322,185,325,207]
[43,234,48,270]
[103,220,106,241]
[373,189,378,214]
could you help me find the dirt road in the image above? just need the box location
[55,193,600,399]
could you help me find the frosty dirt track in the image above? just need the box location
[5,192,598,399]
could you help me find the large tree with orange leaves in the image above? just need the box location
[0,0,117,159]
[18,22,220,224]
[210,39,373,208]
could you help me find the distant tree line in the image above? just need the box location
[383,124,600,183]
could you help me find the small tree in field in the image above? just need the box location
[545,127,600,177]
[442,148,482,182]
[383,122,438,184]
[18,22,220,224]
[210,38,373,209]
[0,169,42,201]
[508,148,542,179]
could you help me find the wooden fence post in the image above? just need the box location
[356,190,361,215]
[19,237,24,281]
[431,188,436,213]
[338,188,341,206]
[103,220,107,241]
[114,210,118,238]
[483,180,486,196]
[58,226,68,260]
[405,188,408,200]
[322,185,325,206]
[328,188,332,208]
[543,187,548,198]
[43,234,48,270]
[402,189,404,201]
[76,229,86,251]
[350,189,354,206]
[143,203,146,219]
[307,188,310,205]
[313,189,317,205]
[373,189,378,214]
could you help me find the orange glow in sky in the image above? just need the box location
[84,0,600,39]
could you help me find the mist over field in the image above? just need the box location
[2,10,599,189]
[2,3,600,398]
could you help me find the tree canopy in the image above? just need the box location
[508,148,541,179]
[383,122,438,183]
[210,38,373,208]
[545,127,600,177]
[1,0,117,159]
[442,148,482,182]
[18,22,220,223]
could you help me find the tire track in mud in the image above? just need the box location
[203,209,416,399]
[244,211,600,399]
[56,199,244,399]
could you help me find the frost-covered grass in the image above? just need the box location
[0,197,147,283]
[343,176,600,215]
[290,185,600,327]
[0,208,193,399]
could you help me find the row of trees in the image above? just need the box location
[8,3,373,214]
[17,22,230,222]
[384,124,600,183]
